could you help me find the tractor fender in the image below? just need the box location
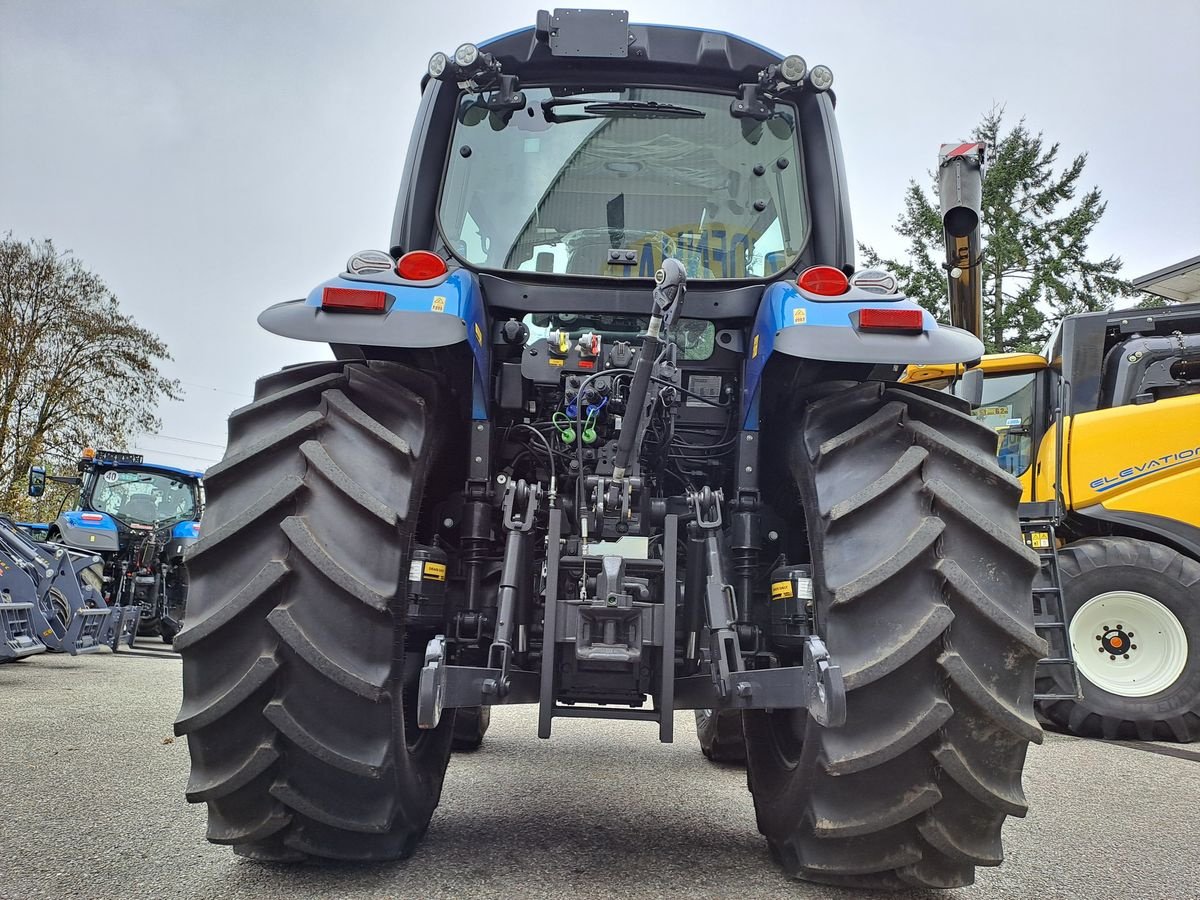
[169,520,201,558]
[742,281,984,428]
[54,511,120,552]
[259,268,491,417]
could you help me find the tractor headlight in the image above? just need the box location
[454,43,480,68]
[427,51,448,79]
[779,55,807,84]
[808,65,834,91]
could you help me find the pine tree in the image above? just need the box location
[861,107,1137,352]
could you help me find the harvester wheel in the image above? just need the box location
[451,706,491,752]
[1037,537,1200,742]
[694,709,746,763]
[744,382,1044,890]
[174,360,455,862]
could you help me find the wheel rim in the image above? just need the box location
[49,589,71,628]
[1070,590,1189,698]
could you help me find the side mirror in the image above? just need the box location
[28,466,46,498]
[957,368,984,409]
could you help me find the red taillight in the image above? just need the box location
[857,307,926,332]
[81,513,105,522]
[798,265,850,296]
[395,250,448,281]
[321,287,388,312]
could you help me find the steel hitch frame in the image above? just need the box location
[689,487,745,700]
[673,487,846,727]
[417,478,542,730]
[673,635,846,727]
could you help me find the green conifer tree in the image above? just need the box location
[862,107,1137,352]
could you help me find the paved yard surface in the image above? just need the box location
[2,645,1198,899]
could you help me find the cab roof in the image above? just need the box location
[463,18,786,91]
[91,460,204,481]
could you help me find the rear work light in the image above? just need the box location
[321,287,389,312]
[798,265,850,296]
[857,307,926,333]
[395,250,448,281]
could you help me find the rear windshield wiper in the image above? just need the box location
[542,98,706,122]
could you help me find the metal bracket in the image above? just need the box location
[673,636,845,726]
[802,636,845,727]
[418,634,540,729]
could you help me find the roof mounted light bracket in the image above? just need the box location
[428,43,525,112]
[731,56,832,120]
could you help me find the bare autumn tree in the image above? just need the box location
[0,235,180,516]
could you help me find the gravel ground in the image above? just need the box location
[2,645,1198,900]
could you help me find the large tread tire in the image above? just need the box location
[694,709,747,764]
[174,360,456,862]
[1037,537,1200,742]
[744,382,1045,890]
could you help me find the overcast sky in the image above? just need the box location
[2,0,1197,471]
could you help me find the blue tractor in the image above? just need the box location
[30,448,203,643]
[175,12,1043,889]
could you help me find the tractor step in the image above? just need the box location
[1021,512,1083,701]
[1,601,47,660]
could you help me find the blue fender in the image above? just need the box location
[170,520,201,557]
[741,281,984,429]
[55,511,120,552]
[258,268,491,419]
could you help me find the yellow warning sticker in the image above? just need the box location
[431,295,446,312]
[474,322,483,345]
[752,333,760,358]
[1027,532,1050,549]
[792,307,807,325]
[771,581,794,600]
[423,561,447,581]
[548,357,564,367]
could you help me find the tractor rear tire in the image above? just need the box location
[744,382,1045,890]
[694,709,746,763]
[1036,537,1200,742]
[451,706,491,752]
[174,360,456,862]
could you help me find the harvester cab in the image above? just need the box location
[176,10,1045,889]
[30,448,203,644]
[905,303,1200,741]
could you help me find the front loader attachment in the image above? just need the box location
[102,605,141,652]
[0,515,117,655]
[0,601,46,661]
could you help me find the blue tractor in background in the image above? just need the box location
[29,448,203,643]
[175,11,1043,889]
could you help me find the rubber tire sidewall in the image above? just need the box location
[1061,541,1200,725]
